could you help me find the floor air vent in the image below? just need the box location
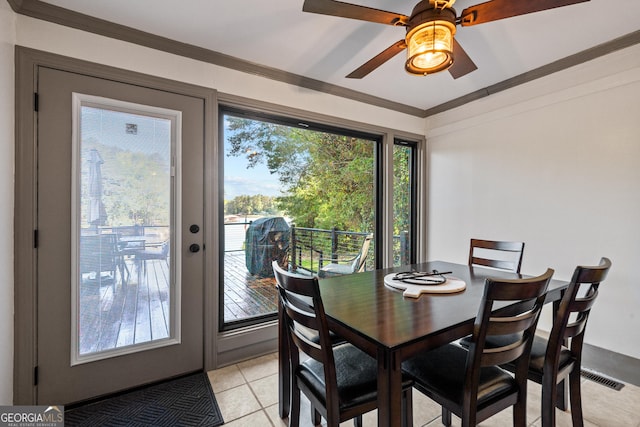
[581,369,625,391]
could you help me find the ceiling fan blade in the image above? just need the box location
[448,38,477,79]
[303,0,409,26]
[459,0,590,27]
[346,40,407,79]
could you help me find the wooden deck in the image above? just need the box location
[79,257,170,355]
[223,251,278,322]
[79,251,278,353]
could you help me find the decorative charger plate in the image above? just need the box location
[384,273,466,298]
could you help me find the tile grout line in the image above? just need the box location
[245,373,277,425]
[207,365,262,425]
[236,361,280,426]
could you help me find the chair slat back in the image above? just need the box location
[548,258,611,366]
[273,261,336,369]
[486,309,539,337]
[469,238,525,273]
[467,269,553,370]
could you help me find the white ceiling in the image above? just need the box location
[38,0,640,113]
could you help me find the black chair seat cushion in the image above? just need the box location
[460,334,574,377]
[402,344,516,408]
[297,343,411,411]
[528,335,574,375]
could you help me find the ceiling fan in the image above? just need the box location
[302,0,590,79]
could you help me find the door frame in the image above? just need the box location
[14,46,219,404]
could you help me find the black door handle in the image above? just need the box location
[189,244,200,253]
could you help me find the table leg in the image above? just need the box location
[377,348,403,427]
[278,299,290,418]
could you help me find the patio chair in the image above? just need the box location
[114,225,147,258]
[318,233,373,278]
[135,240,170,274]
[79,233,125,292]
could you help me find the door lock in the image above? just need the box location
[189,243,200,253]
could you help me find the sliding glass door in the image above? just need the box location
[219,106,417,330]
[220,108,379,329]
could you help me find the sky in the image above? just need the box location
[223,119,282,200]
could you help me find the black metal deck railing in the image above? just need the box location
[224,221,374,274]
[289,226,371,274]
[223,219,411,275]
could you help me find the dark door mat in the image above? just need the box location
[64,372,224,426]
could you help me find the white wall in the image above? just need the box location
[425,44,640,359]
[0,0,15,404]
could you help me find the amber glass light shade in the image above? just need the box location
[405,20,455,75]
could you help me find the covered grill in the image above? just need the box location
[245,217,290,277]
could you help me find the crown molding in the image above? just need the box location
[8,0,425,117]
[8,0,640,118]
[424,29,640,117]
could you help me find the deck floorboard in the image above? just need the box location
[79,252,279,352]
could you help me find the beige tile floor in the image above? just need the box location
[208,352,640,427]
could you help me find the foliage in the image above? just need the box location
[82,138,170,227]
[393,145,411,236]
[226,117,375,232]
[225,194,279,216]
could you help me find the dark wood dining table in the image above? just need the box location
[278,260,568,427]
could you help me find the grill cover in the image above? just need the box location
[245,217,290,277]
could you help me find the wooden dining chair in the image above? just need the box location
[480,257,612,427]
[273,261,413,427]
[402,268,554,427]
[468,238,525,273]
[533,257,611,426]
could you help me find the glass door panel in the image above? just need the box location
[393,141,416,266]
[73,96,177,364]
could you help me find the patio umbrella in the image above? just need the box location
[88,148,108,227]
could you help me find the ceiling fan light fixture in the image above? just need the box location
[405,19,455,75]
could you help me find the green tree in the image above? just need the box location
[226,117,374,232]
[82,139,170,227]
[393,145,411,236]
[224,194,278,216]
